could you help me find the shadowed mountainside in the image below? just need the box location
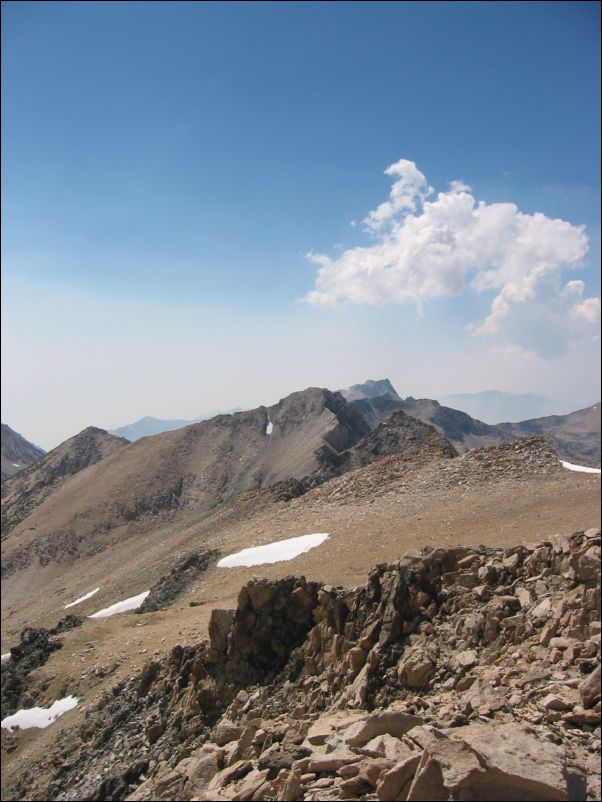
[398,397,503,452]
[310,409,457,486]
[1,425,45,481]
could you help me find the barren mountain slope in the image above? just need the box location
[1,389,369,579]
[1,427,129,536]
[314,409,457,480]
[398,397,504,452]
[1,423,599,802]
[353,394,601,469]
[340,380,498,453]
[108,408,243,442]
[1,437,598,652]
[345,380,600,469]
[1,424,45,481]
[350,395,405,428]
[497,403,601,467]
[264,408,458,503]
[342,383,504,453]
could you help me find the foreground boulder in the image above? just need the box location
[406,722,586,801]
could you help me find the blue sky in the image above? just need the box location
[2,1,600,449]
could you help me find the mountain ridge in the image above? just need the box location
[497,403,601,468]
[0,388,371,577]
[343,380,600,468]
[1,427,130,539]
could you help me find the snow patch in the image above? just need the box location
[1,696,78,731]
[561,461,601,475]
[65,587,100,608]
[89,591,150,619]
[1,653,10,663]
[218,533,330,568]
[265,418,273,435]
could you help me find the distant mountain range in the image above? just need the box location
[344,381,600,467]
[107,409,243,441]
[0,424,45,481]
[438,391,581,424]
[2,381,599,499]
[3,379,599,581]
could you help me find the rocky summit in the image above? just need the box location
[4,527,599,801]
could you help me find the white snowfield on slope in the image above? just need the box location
[218,533,330,568]
[561,461,601,475]
[64,587,100,608]
[1,696,78,731]
[89,590,150,619]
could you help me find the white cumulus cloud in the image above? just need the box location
[571,296,601,324]
[474,274,600,358]
[362,159,434,231]
[304,159,599,356]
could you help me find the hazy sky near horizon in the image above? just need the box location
[2,1,600,450]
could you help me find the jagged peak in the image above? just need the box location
[340,378,402,402]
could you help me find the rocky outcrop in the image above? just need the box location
[271,410,457,502]
[1,614,82,718]
[137,550,220,613]
[4,527,599,801]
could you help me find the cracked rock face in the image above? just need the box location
[3,528,600,802]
